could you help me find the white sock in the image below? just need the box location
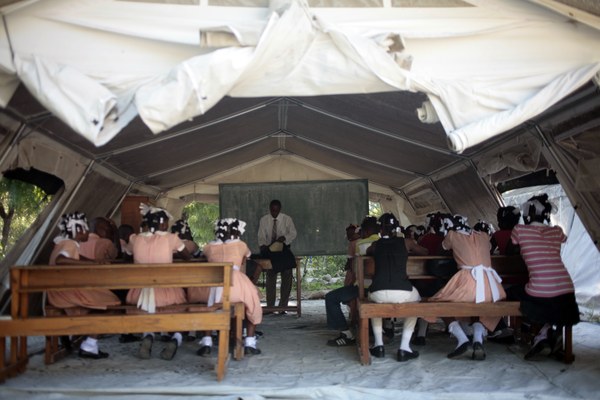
[472,322,487,344]
[143,332,154,340]
[342,329,354,340]
[245,335,257,348]
[449,321,469,347]
[80,337,98,354]
[400,317,417,352]
[171,332,182,347]
[417,319,428,337]
[200,335,213,347]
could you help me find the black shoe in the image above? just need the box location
[160,339,178,361]
[447,342,470,359]
[472,342,486,361]
[369,345,385,358]
[488,328,515,344]
[255,331,264,338]
[78,349,109,359]
[327,333,356,347]
[138,335,153,359]
[411,336,426,346]
[397,349,419,362]
[244,346,261,355]
[196,345,212,357]
[525,338,551,360]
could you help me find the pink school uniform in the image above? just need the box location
[195,239,263,325]
[429,230,506,331]
[79,232,118,261]
[48,239,121,313]
[125,231,188,308]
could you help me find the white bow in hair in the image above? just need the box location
[139,203,173,220]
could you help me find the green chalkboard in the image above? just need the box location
[219,180,369,256]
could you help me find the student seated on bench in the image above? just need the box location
[125,204,191,361]
[365,213,428,362]
[412,211,454,345]
[192,218,263,356]
[508,194,580,360]
[325,216,379,347]
[427,214,506,361]
[48,212,121,359]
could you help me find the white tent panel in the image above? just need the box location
[0,0,599,149]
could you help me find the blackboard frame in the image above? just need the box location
[219,180,369,256]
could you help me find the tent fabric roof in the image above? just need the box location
[1,1,600,142]
[0,0,599,211]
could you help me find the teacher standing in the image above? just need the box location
[258,199,297,310]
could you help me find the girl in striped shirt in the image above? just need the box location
[509,193,580,360]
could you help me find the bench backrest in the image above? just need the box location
[10,262,233,317]
[355,255,528,299]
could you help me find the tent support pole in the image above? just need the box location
[0,123,27,172]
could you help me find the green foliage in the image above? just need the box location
[369,201,383,218]
[300,255,346,291]
[183,202,219,247]
[0,178,52,259]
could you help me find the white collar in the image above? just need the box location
[139,230,169,237]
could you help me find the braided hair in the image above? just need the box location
[214,219,229,242]
[378,212,401,237]
[448,214,471,234]
[521,193,554,225]
[228,218,247,239]
[473,219,494,236]
[58,211,89,239]
[497,206,521,230]
[171,219,193,240]
[139,203,172,233]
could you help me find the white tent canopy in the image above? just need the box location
[1,0,599,151]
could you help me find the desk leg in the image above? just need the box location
[296,260,302,317]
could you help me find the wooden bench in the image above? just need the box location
[42,301,246,365]
[254,257,303,316]
[355,255,574,365]
[0,262,239,382]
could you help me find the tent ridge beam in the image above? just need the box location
[288,98,462,157]
[139,135,271,180]
[292,132,426,178]
[95,99,279,158]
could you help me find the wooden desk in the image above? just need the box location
[254,257,302,317]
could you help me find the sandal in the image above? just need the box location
[138,335,153,359]
[160,339,178,361]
